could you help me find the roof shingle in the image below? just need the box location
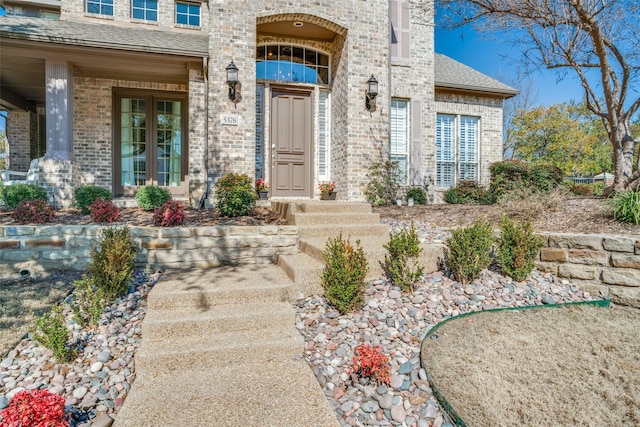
[435,53,518,97]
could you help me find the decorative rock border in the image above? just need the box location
[0,225,298,279]
[536,233,640,308]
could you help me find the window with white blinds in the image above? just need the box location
[459,116,479,181]
[391,99,409,183]
[436,114,479,188]
[318,90,331,181]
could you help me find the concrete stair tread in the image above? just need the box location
[292,201,373,214]
[114,358,340,427]
[290,212,381,226]
[277,253,324,297]
[143,301,295,325]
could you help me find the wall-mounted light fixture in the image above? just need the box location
[365,75,378,112]
[226,61,239,102]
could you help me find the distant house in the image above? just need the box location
[0,0,517,206]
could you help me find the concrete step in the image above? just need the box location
[277,252,324,298]
[290,212,381,226]
[142,301,295,342]
[300,236,388,278]
[136,327,303,375]
[114,358,340,427]
[298,224,390,239]
[291,201,373,214]
[147,266,294,309]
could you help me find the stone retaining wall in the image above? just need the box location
[536,233,640,308]
[0,225,298,279]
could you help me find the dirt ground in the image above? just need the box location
[422,304,640,426]
[0,271,83,357]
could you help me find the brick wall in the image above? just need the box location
[5,111,33,172]
[537,233,640,308]
[0,225,299,277]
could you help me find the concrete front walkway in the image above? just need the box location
[114,265,340,427]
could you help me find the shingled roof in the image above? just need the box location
[435,53,518,97]
[0,16,208,57]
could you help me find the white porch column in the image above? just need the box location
[44,60,74,160]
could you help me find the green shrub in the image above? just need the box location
[75,185,113,214]
[32,304,74,362]
[383,222,425,292]
[2,183,47,209]
[529,164,563,193]
[11,200,55,224]
[216,173,257,217]
[497,217,545,282]
[89,227,137,299]
[406,187,427,205]
[445,219,494,285]
[489,160,530,198]
[365,161,400,207]
[611,191,640,225]
[135,185,172,211]
[322,231,368,314]
[444,180,494,204]
[70,277,108,327]
[592,182,605,196]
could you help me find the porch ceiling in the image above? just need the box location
[0,16,207,111]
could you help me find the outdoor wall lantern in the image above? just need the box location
[365,75,378,112]
[226,61,239,102]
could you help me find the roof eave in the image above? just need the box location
[435,82,520,99]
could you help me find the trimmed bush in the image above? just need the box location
[365,161,400,207]
[153,200,186,226]
[611,191,640,225]
[32,304,74,362]
[322,231,369,314]
[135,185,172,211]
[216,173,257,217]
[529,164,563,193]
[444,180,494,204]
[489,160,530,198]
[2,183,47,209]
[445,219,494,285]
[406,187,427,205]
[89,227,137,299]
[75,185,113,214]
[383,222,424,292]
[497,217,545,281]
[70,277,108,327]
[11,199,55,224]
[88,198,121,223]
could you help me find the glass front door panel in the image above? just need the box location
[121,98,147,186]
[156,100,182,187]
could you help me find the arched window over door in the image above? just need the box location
[256,45,330,85]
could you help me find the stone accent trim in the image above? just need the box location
[0,225,298,278]
[536,233,640,308]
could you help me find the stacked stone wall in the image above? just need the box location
[0,225,298,278]
[537,233,640,308]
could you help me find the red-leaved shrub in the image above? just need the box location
[0,389,69,427]
[153,200,185,227]
[352,343,390,385]
[88,197,120,223]
[11,200,55,224]
[570,184,594,196]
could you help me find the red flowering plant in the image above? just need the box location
[0,389,69,427]
[255,178,270,193]
[351,343,390,385]
[153,200,186,227]
[11,200,55,225]
[318,181,336,193]
[88,198,121,223]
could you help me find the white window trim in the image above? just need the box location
[391,99,410,185]
[318,89,331,182]
[436,113,481,188]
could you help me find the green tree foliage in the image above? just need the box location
[509,103,613,176]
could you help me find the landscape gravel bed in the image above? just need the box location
[0,271,161,426]
[295,221,596,427]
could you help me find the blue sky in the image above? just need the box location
[435,25,587,107]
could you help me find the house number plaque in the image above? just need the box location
[221,114,239,126]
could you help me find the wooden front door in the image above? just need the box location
[270,90,312,197]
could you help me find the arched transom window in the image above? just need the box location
[256,45,330,85]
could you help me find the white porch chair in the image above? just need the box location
[0,158,41,186]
